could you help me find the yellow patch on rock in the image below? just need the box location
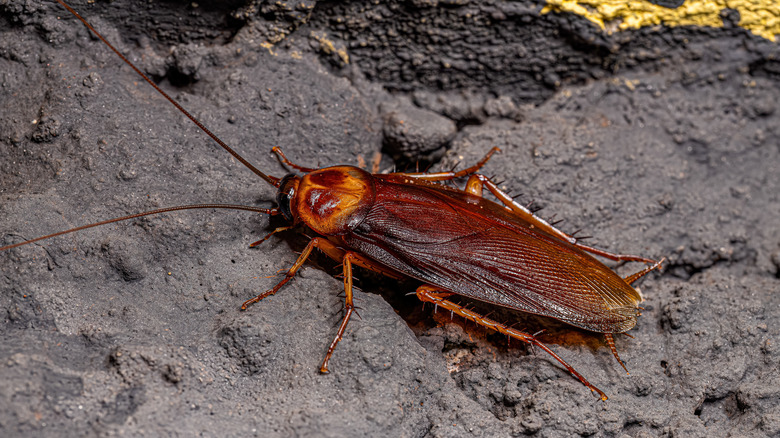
[542,0,780,42]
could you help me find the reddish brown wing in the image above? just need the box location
[340,175,642,334]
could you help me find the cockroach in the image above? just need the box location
[2,0,663,401]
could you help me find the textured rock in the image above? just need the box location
[1,1,779,437]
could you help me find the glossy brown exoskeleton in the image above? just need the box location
[240,147,662,400]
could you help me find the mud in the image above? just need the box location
[1,1,778,437]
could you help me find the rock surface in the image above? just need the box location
[1,1,779,437]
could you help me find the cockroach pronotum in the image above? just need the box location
[1,0,664,400]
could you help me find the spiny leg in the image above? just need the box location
[319,252,360,373]
[240,235,361,373]
[343,252,406,281]
[464,173,656,264]
[416,285,608,401]
[573,243,655,264]
[623,258,665,285]
[249,225,295,248]
[604,333,629,374]
[271,146,318,173]
[241,237,345,309]
[602,260,665,373]
[313,249,407,370]
[401,147,501,181]
[593,259,665,374]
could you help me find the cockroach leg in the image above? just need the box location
[467,174,657,264]
[602,259,665,374]
[403,147,501,181]
[320,248,406,281]
[623,257,666,285]
[319,252,358,373]
[271,147,318,173]
[241,237,337,309]
[415,285,609,401]
[249,225,296,247]
[241,236,364,373]
[572,243,655,263]
[604,333,629,374]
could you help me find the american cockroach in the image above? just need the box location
[2,0,664,401]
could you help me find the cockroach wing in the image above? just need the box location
[342,176,642,334]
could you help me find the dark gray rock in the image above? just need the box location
[1,1,779,437]
[381,97,457,163]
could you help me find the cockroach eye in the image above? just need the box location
[277,174,298,221]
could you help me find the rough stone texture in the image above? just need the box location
[1,0,779,437]
[381,96,457,163]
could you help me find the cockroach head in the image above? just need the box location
[294,166,376,235]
